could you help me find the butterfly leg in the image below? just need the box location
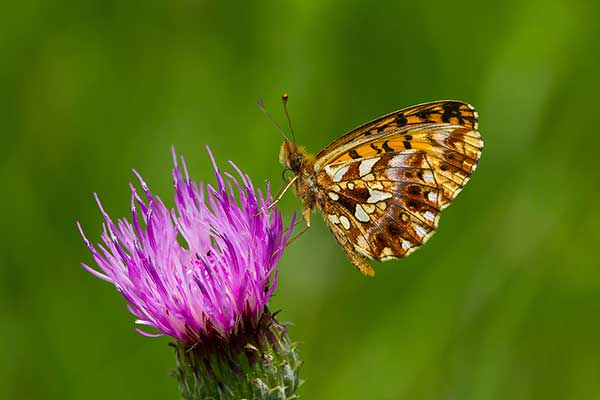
[303,208,311,227]
[280,207,313,249]
[285,224,311,247]
[267,175,299,211]
[282,214,305,236]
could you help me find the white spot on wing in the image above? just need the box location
[355,240,371,257]
[402,240,412,250]
[362,173,375,181]
[347,182,355,190]
[354,204,370,222]
[327,214,340,224]
[324,165,336,177]
[381,247,394,257]
[428,191,438,203]
[339,215,351,230]
[362,204,376,214]
[356,235,370,251]
[328,192,339,201]
[389,154,415,168]
[332,165,350,182]
[423,171,435,184]
[424,211,435,222]
[415,225,427,238]
[367,188,393,203]
[359,158,380,177]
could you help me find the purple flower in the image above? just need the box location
[78,147,293,344]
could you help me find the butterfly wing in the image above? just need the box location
[312,102,482,274]
[317,151,444,275]
[314,100,478,169]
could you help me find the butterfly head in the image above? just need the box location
[279,140,306,174]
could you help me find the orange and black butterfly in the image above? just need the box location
[276,97,483,276]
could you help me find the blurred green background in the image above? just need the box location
[3,0,600,399]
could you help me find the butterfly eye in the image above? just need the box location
[290,153,303,172]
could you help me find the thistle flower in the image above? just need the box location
[78,147,301,399]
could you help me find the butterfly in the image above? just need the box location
[278,99,483,276]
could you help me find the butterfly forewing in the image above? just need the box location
[314,100,479,170]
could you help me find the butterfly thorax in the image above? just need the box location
[279,140,318,212]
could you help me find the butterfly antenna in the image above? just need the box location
[257,98,291,142]
[281,93,297,146]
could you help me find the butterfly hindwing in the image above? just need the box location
[315,151,445,265]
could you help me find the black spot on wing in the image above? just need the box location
[370,143,383,154]
[441,102,460,119]
[335,186,370,206]
[335,192,356,214]
[395,113,408,126]
[387,223,400,236]
[417,110,432,120]
[382,141,394,153]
